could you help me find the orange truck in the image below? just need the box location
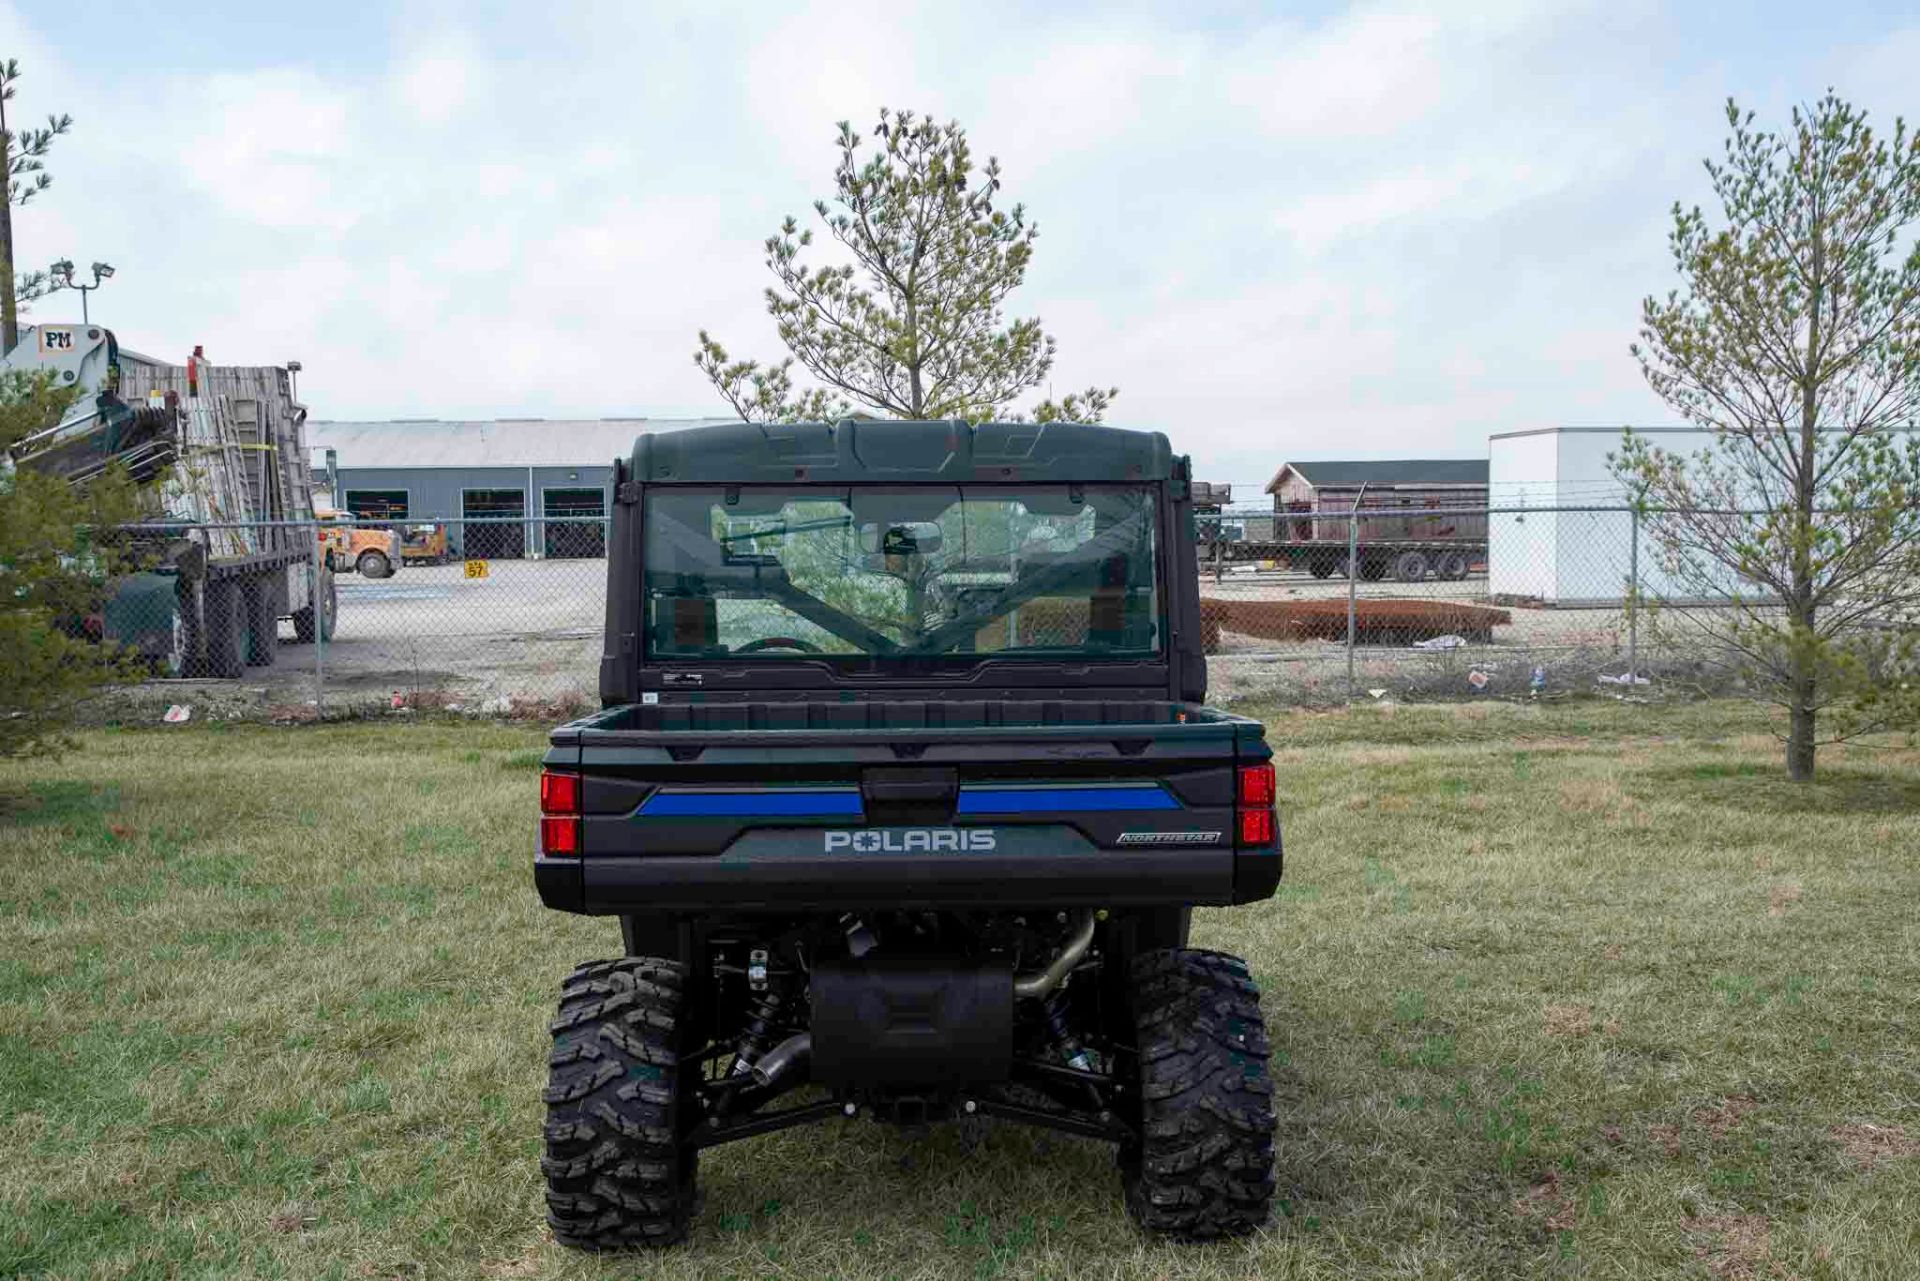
[314,505,401,579]
[399,522,451,566]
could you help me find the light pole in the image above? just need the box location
[49,260,114,323]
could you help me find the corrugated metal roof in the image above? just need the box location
[305,417,738,469]
[1265,458,1489,493]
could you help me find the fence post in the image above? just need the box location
[1626,505,1641,679]
[311,533,326,717]
[1346,508,1359,702]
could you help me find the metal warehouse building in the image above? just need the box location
[306,417,731,559]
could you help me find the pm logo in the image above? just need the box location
[824,829,997,853]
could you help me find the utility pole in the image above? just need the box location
[1,84,16,353]
[0,61,75,353]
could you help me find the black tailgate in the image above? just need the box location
[537,699,1278,913]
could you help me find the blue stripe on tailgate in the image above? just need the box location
[955,785,1180,815]
[639,789,863,818]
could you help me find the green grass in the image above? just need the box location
[2,703,1917,1279]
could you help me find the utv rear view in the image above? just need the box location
[534,419,1281,1247]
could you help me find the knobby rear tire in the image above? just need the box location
[543,957,698,1250]
[1121,948,1276,1241]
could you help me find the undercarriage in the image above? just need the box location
[542,908,1275,1248]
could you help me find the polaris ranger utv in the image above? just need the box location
[534,419,1280,1247]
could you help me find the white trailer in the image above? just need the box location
[1487,427,1689,606]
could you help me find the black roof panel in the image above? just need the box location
[634,419,1175,485]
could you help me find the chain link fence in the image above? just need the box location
[74,504,1819,722]
[1199,503,1665,706]
[79,516,603,724]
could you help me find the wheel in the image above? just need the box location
[201,579,246,678]
[1307,554,1337,579]
[1120,949,1275,1241]
[243,576,278,666]
[544,958,698,1251]
[1358,555,1389,582]
[358,549,393,579]
[1393,550,1429,582]
[1436,551,1470,581]
[293,573,337,644]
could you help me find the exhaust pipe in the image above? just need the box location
[1014,911,1097,1000]
[749,1032,812,1088]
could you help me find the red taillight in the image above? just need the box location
[1237,763,1275,806]
[1236,761,1276,848]
[1238,808,1275,846]
[540,815,581,857]
[540,770,582,857]
[540,770,581,815]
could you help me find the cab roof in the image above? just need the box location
[631,419,1176,485]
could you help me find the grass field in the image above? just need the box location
[2,702,1917,1279]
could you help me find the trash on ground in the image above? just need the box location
[1597,671,1652,686]
[1412,634,1467,650]
[1467,670,1491,690]
[162,704,192,724]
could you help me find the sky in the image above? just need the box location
[4,0,1917,491]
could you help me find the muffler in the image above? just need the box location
[810,959,1014,1087]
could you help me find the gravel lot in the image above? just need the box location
[316,559,607,702]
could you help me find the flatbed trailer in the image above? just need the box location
[1197,536,1484,582]
[6,325,338,675]
[110,346,339,674]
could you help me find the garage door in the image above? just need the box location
[543,488,606,558]
[345,490,408,521]
[463,489,526,559]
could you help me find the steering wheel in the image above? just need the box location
[733,636,822,655]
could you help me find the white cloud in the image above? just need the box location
[974,35,1191,171]
[175,70,357,231]
[396,44,478,125]
[742,3,926,177]
[8,0,1914,478]
[1227,9,1449,140]
[1834,24,1920,109]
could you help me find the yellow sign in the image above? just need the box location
[463,559,490,579]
